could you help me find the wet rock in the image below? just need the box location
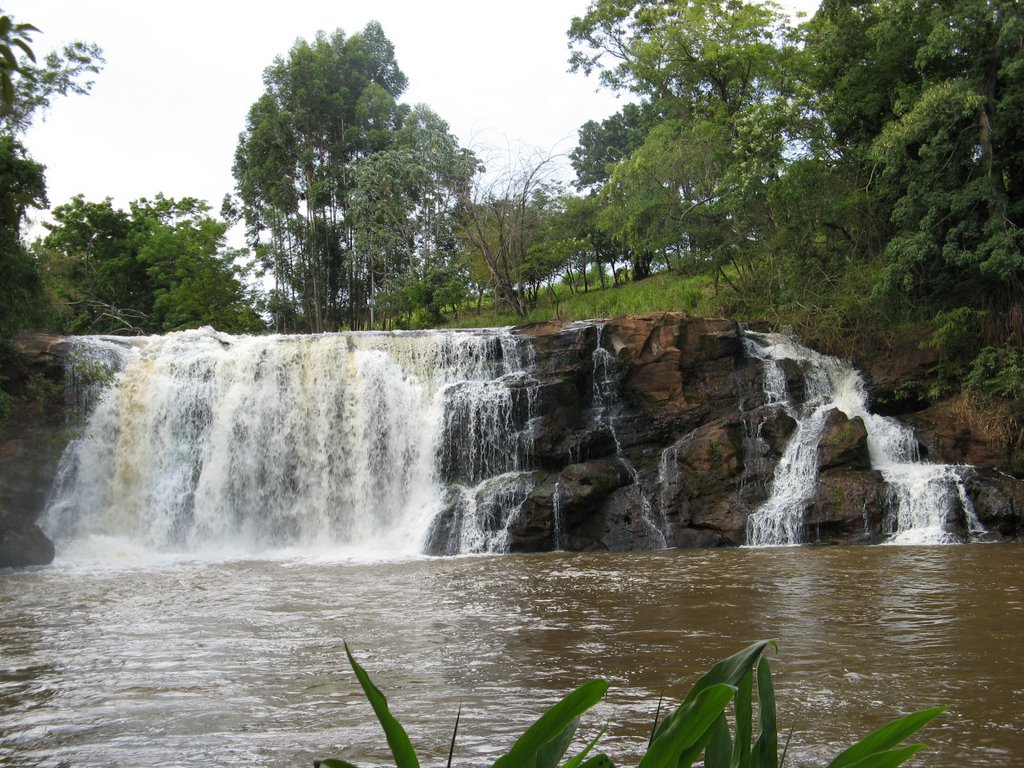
[965,469,1024,539]
[818,410,871,471]
[759,411,798,456]
[0,520,55,567]
[807,469,888,544]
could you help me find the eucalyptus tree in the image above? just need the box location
[231,22,409,332]
[348,105,478,327]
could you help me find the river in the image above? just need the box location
[1,544,1020,767]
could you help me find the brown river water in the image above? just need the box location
[1,544,1021,767]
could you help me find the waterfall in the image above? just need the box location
[588,323,669,548]
[43,327,535,557]
[743,332,980,546]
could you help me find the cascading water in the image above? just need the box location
[743,331,981,546]
[43,327,535,558]
[587,323,669,547]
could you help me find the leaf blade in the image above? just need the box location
[344,642,421,768]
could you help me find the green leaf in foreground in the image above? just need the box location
[491,678,609,768]
[639,682,736,768]
[826,707,946,768]
[343,642,421,768]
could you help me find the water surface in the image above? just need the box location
[1,544,1021,767]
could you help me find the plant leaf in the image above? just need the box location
[826,708,945,768]
[639,683,735,768]
[732,667,754,768]
[561,726,607,768]
[705,712,733,768]
[751,656,777,768]
[344,642,421,768]
[491,679,609,768]
[839,744,928,768]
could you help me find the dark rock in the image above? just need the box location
[759,411,798,456]
[818,410,871,471]
[807,469,888,544]
[0,522,55,567]
[965,469,1024,539]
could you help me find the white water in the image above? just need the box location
[44,327,534,559]
[744,332,980,546]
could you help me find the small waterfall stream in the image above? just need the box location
[744,332,980,546]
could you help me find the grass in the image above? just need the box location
[442,271,724,330]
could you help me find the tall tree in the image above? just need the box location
[231,21,410,332]
[568,0,807,286]
[348,105,477,327]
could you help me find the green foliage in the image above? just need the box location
[0,13,37,107]
[966,341,1024,401]
[0,11,103,135]
[323,641,943,768]
[0,135,48,338]
[231,21,481,332]
[38,194,263,335]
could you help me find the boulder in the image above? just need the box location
[0,522,55,567]
[818,410,871,471]
[806,469,888,544]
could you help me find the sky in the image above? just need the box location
[8,0,820,239]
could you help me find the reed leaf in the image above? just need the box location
[343,643,420,768]
[491,679,609,768]
[826,707,945,768]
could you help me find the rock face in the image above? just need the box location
[0,334,68,567]
[10,316,1024,560]
[423,313,1024,553]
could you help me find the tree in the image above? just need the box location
[39,195,263,334]
[0,14,37,106]
[0,135,46,336]
[568,0,807,287]
[460,153,565,316]
[231,22,411,332]
[0,13,103,135]
[0,12,104,338]
[867,0,1024,343]
[348,105,478,326]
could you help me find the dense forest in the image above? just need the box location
[1,1,1022,407]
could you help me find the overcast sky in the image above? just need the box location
[9,0,820,238]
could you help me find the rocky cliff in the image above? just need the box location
[0,335,69,567]
[426,313,1024,553]
[4,316,1023,565]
